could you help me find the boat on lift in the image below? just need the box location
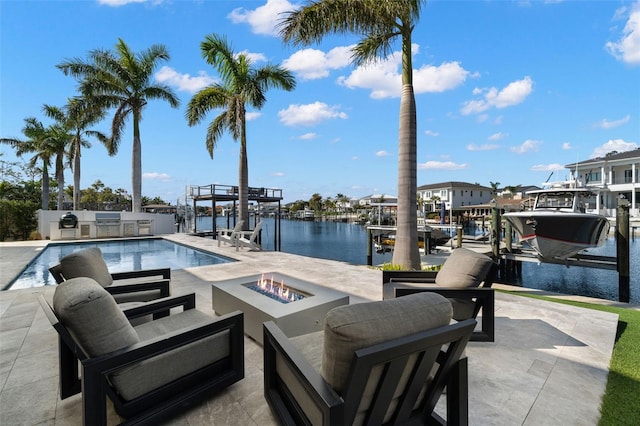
[503,185,610,260]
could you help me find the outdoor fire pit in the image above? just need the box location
[212,272,350,344]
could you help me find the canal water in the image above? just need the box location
[199,217,640,303]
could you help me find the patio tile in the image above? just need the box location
[0,235,622,425]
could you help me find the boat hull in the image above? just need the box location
[503,211,610,260]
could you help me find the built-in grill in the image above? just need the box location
[95,213,121,237]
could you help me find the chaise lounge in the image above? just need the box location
[39,277,244,426]
[264,292,476,425]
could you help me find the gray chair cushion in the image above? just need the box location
[111,309,230,401]
[435,247,493,288]
[58,247,113,287]
[322,292,452,393]
[53,277,138,357]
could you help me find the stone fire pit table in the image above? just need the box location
[212,272,350,344]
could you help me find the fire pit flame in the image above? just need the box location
[248,274,306,304]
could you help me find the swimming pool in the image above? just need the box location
[7,238,234,290]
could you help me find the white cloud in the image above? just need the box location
[299,132,317,140]
[591,139,638,158]
[376,150,391,157]
[351,156,359,160]
[413,62,470,95]
[488,132,508,141]
[338,50,469,99]
[143,172,171,181]
[606,2,640,65]
[425,130,439,137]
[237,50,267,63]
[562,142,572,150]
[530,163,565,172]
[461,76,534,115]
[283,46,353,80]
[98,0,149,6]
[278,102,348,126]
[418,161,468,170]
[246,112,262,121]
[155,66,216,93]
[228,0,296,36]
[595,114,631,129]
[511,139,542,154]
[467,143,499,151]
[272,172,285,177]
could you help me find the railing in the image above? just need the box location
[188,184,283,200]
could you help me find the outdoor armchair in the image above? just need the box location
[382,247,497,342]
[49,246,170,303]
[236,221,263,251]
[217,220,244,247]
[264,292,476,425]
[39,277,244,426]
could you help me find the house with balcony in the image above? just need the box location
[417,182,493,216]
[565,148,640,217]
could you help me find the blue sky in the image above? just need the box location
[1,0,639,204]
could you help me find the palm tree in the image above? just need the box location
[489,181,501,199]
[186,34,295,230]
[42,117,73,210]
[1,117,55,209]
[280,0,425,269]
[44,99,107,209]
[57,38,180,212]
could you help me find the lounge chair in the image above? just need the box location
[382,247,497,342]
[236,221,262,251]
[217,220,244,247]
[49,247,170,303]
[39,277,244,426]
[264,292,475,425]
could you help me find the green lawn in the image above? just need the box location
[501,291,640,425]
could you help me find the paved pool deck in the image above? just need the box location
[0,234,630,425]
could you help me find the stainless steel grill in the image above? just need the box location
[95,213,121,226]
[95,213,121,237]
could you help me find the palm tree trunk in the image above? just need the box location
[41,163,50,210]
[238,122,249,231]
[56,155,64,210]
[132,112,142,213]
[73,134,81,210]
[392,27,420,270]
[392,84,420,270]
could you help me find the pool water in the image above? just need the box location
[8,238,234,290]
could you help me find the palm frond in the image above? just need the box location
[143,85,180,109]
[201,34,240,86]
[205,113,227,158]
[185,85,229,126]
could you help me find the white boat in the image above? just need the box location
[503,186,610,260]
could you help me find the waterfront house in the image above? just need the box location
[417,182,493,216]
[357,194,398,206]
[565,148,640,217]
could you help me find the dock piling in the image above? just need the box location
[616,200,630,303]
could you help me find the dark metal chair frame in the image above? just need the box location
[49,264,171,300]
[263,318,476,426]
[39,293,244,426]
[382,263,498,342]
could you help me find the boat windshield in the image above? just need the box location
[534,191,597,212]
[535,192,576,210]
